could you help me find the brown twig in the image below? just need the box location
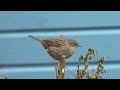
[56,34,66,79]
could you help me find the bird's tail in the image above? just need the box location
[28,35,48,49]
[28,35,42,43]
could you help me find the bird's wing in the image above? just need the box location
[43,39,66,47]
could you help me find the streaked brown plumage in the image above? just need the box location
[28,35,81,60]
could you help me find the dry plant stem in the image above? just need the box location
[60,34,64,40]
[58,55,66,79]
[54,60,58,79]
[65,66,76,78]
[76,62,80,79]
[57,34,66,79]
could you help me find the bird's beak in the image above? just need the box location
[78,44,82,47]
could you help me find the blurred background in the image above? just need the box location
[0,11,120,79]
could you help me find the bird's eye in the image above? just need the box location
[74,44,76,45]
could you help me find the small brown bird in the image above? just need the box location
[28,35,81,60]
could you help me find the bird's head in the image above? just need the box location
[67,39,82,48]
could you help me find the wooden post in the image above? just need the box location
[56,34,66,79]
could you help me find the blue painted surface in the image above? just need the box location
[0,11,120,79]
[1,11,120,30]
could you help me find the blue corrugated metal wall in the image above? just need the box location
[0,11,120,79]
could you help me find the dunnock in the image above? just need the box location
[28,35,81,60]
